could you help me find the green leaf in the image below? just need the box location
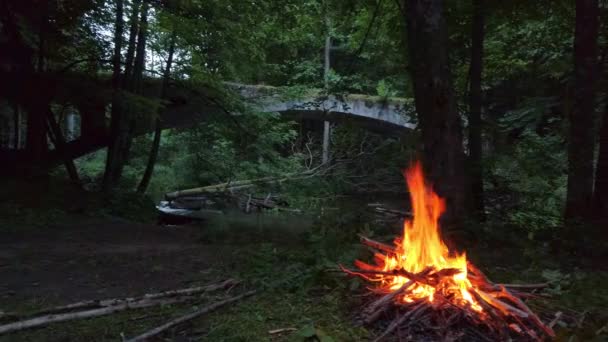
[295,324,317,339]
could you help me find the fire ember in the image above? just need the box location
[341,162,555,341]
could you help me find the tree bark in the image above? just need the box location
[468,0,485,221]
[46,109,81,185]
[137,29,176,194]
[102,0,125,191]
[322,5,331,164]
[131,0,148,93]
[123,0,142,88]
[12,102,20,149]
[593,102,608,218]
[404,0,466,226]
[565,0,599,221]
[25,102,48,169]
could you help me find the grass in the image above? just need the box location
[0,177,158,233]
[1,180,607,341]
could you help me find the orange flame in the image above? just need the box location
[372,162,482,311]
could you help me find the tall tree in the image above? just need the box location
[404,0,466,225]
[468,0,485,220]
[12,103,20,149]
[565,0,599,221]
[322,6,331,165]
[102,0,125,191]
[123,0,142,88]
[137,28,176,194]
[132,0,149,92]
[594,99,608,218]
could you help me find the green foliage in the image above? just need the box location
[375,79,397,99]
[486,130,567,232]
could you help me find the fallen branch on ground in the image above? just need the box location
[125,289,258,342]
[13,279,239,320]
[268,327,297,334]
[0,279,238,335]
[0,297,189,335]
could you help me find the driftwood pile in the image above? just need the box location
[342,236,557,342]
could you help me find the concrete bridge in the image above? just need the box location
[226,83,416,131]
[1,76,416,171]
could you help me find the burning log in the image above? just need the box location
[341,162,555,341]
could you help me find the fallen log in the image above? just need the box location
[165,177,276,199]
[0,297,189,335]
[13,279,239,319]
[125,289,258,342]
[0,279,238,335]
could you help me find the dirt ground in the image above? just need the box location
[0,219,227,310]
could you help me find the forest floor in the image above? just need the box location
[0,216,368,341]
[0,180,607,341]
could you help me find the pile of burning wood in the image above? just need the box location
[342,163,556,341]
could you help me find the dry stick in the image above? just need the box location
[125,289,258,342]
[341,266,453,287]
[0,297,189,335]
[364,280,415,324]
[467,262,492,284]
[470,288,508,338]
[473,289,529,318]
[497,286,555,338]
[19,279,239,319]
[512,315,541,341]
[364,266,434,321]
[499,283,548,290]
[548,311,563,329]
[372,301,427,342]
[268,327,297,335]
[358,235,397,255]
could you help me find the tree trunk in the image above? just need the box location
[131,0,148,93]
[136,15,171,195]
[25,104,48,168]
[468,0,485,221]
[136,30,176,194]
[593,102,608,219]
[565,0,599,221]
[123,0,142,88]
[404,0,466,226]
[46,109,80,185]
[322,12,331,164]
[12,102,20,149]
[102,0,125,192]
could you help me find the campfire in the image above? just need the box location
[341,162,555,341]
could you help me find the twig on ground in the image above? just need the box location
[125,289,258,342]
